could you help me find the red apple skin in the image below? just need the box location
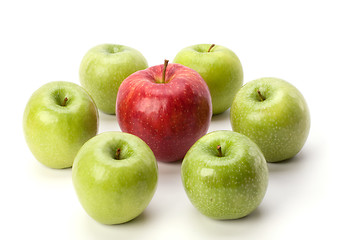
[116,63,212,162]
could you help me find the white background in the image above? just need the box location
[1,0,359,239]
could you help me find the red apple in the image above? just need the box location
[116,60,212,162]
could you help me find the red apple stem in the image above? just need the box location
[216,145,223,157]
[257,89,265,101]
[162,59,169,83]
[208,44,215,52]
[61,97,68,106]
[115,148,121,160]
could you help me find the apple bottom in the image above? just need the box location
[151,139,199,163]
[118,105,210,162]
[124,127,207,163]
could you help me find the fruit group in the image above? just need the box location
[72,132,158,224]
[116,61,212,162]
[23,81,99,168]
[230,77,310,162]
[181,130,268,219]
[79,44,148,114]
[173,44,243,115]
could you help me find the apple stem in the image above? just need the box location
[61,97,68,106]
[115,148,121,160]
[257,89,265,101]
[208,44,215,52]
[162,59,169,83]
[216,145,223,157]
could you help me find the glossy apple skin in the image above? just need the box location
[116,63,212,162]
[181,130,268,219]
[173,44,243,115]
[23,81,99,168]
[79,44,148,114]
[72,132,158,225]
[230,77,311,162]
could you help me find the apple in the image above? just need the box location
[116,60,212,162]
[23,81,99,169]
[173,44,243,115]
[72,131,158,225]
[181,130,268,219]
[230,77,311,162]
[79,44,148,114]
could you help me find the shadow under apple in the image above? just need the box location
[73,208,153,240]
[28,159,73,186]
[186,205,268,238]
[211,109,230,123]
[98,111,119,133]
[266,145,312,174]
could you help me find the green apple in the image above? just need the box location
[230,77,311,162]
[72,131,158,224]
[181,130,268,220]
[173,44,243,115]
[79,44,148,114]
[23,81,99,169]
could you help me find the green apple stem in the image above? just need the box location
[216,145,223,157]
[208,44,215,52]
[61,97,68,106]
[257,89,265,101]
[162,59,169,83]
[115,148,121,160]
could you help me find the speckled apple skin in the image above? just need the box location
[181,131,268,220]
[230,78,310,162]
[79,44,148,114]
[72,132,158,225]
[23,81,99,169]
[116,63,212,162]
[173,44,243,115]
